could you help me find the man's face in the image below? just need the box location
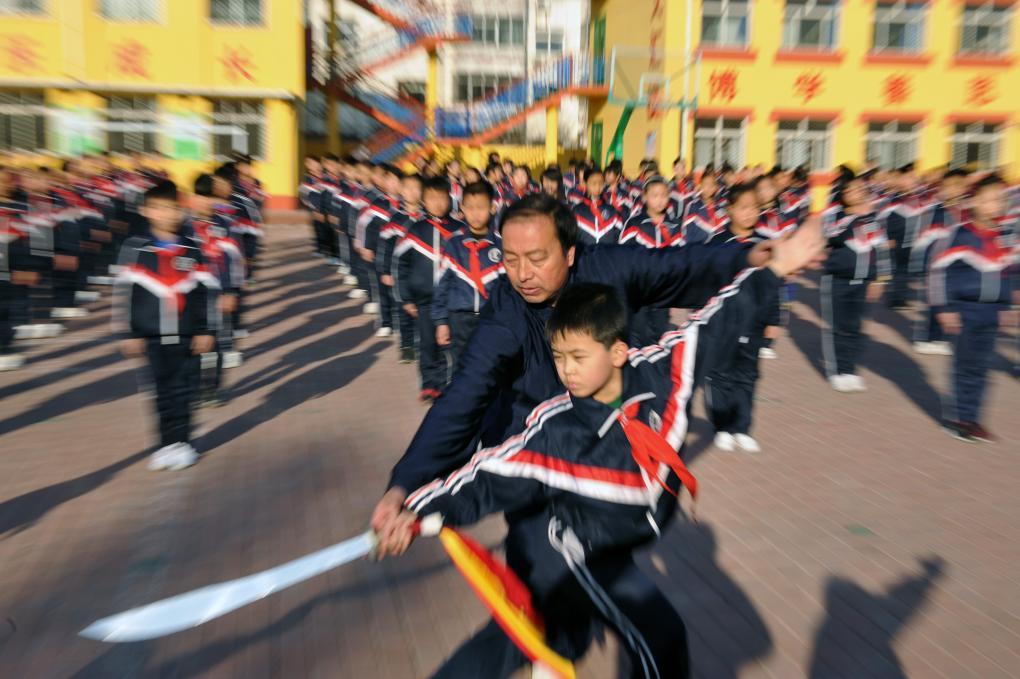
[401,178,422,206]
[501,215,575,304]
[423,188,450,217]
[461,193,493,231]
[552,331,626,399]
[970,184,1005,225]
[142,197,181,232]
[644,183,670,216]
[585,173,605,198]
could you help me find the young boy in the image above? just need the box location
[385,265,785,678]
[703,182,776,453]
[433,181,504,370]
[683,170,729,244]
[380,172,425,363]
[355,163,404,332]
[114,180,218,471]
[931,174,1017,443]
[570,167,623,245]
[395,177,465,402]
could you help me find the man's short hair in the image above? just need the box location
[145,179,178,203]
[463,180,495,202]
[499,193,578,253]
[546,282,628,348]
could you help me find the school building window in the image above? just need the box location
[0,0,45,14]
[775,119,832,172]
[782,0,840,51]
[210,0,262,26]
[950,122,1001,169]
[864,121,919,169]
[871,1,925,53]
[471,15,525,47]
[0,91,46,151]
[535,29,564,55]
[105,96,158,154]
[701,0,751,48]
[959,4,1012,54]
[211,99,265,160]
[98,0,160,21]
[454,73,516,102]
[693,117,746,168]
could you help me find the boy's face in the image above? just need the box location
[644,183,670,215]
[401,178,422,206]
[756,177,777,206]
[423,188,450,217]
[701,174,717,198]
[306,158,321,176]
[941,176,965,203]
[551,330,627,400]
[512,168,529,189]
[729,192,759,231]
[213,176,231,199]
[585,173,605,198]
[970,184,1005,225]
[541,176,559,196]
[461,193,493,230]
[381,172,401,197]
[605,170,619,185]
[192,193,216,214]
[142,197,181,232]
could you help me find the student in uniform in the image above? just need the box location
[540,166,565,202]
[683,170,729,244]
[821,174,891,393]
[355,164,404,332]
[703,182,775,453]
[395,177,465,403]
[754,172,799,359]
[433,181,504,370]
[603,159,634,218]
[931,174,1017,443]
[571,167,623,245]
[879,163,933,309]
[0,170,37,370]
[619,176,683,345]
[381,172,425,364]
[300,156,328,258]
[113,180,217,471]
[386,266,789,679]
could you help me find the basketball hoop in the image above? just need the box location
[646,86,666,120]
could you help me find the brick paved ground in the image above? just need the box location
[1,224,1018,679]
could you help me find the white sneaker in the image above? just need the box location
[87,275,114,286]
[733,434,761,453]
[0,354,25,371]
[233,329,249,340]
[913,341,939,355]
[348,288,368,300]
[829,374,856,392]
[375,326,393,338]
[931,341,953,356]
[363,302,380,315]
[222,351,243,369]
[51,307,89,319]
[165,443,199,471]
[847,374,867,392]
[37,323,65,338]
[14,325,35,340]
[714,432,736,451]
[148,444,180,471]
[758,347,777,360]
[75,290,101,303]
[107,265,124,276]
[343,275,359,286]
[338,264,351,276]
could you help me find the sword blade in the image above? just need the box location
[80,530,376,642]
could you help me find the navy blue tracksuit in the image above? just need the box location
[878,192,935,307]
[571,195,623,246]
[432,224,503,368]
[910,201,964,344]
[619,211,684,346]
[299,174,328,256]
[356,193,402,328]
[682,193,729,245]
[394,215,464,395]
[407,267,778,679]
[387,238,752,674]
[822,211,891,377]
[930,221,1016,424]
[1,207,33,354]
[380,206,422,350]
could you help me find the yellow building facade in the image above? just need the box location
[0,0,303,206]
[589,0,1019,203]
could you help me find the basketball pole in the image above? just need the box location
[679,0,693,167]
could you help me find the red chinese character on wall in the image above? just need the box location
[882,74,910,106]
[709,69,739,103]
[114,40,149,79]
[967,75,996,106]
[5,35,41,74]
[221,47,255,83]
[793,71,824,103]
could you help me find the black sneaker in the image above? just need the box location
[399,348,415,364]
[968,423,996,443]
[943,421,977,443]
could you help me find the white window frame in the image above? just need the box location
[775,118,832,172]
[98,0,161,22]
[701,0,751,48]
[864,121,919,169]
[471,15,526,47]
[211,99,265,161]
[959,3,1012,54]
[782,0,840,50]
[872,1,926,53]
[210,0,263,26]
[535,28,565,55]
[105,95,158,154]
[693,116,747,168]
[454,73,516,102]
[0,91,47,152]
[0,0,45,15]
[950,122,1002,169]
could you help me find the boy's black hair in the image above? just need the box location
[145,179,178,203]
[643,175,668,191]
[546,282,628,349]
[727,181,758,206]
[463,180,495,202]
[944,168,969,180]
[898,162,916,174]
[605,159,623,175]
[323,153,339,162]
[194,173,216,197]
[792,165,809,183]
[485,162,502,176]
[378,163,401,180]
[423,176,451,194]
[215,163,239,183]
[499,193,578,253]
[973,172,1005,193]
[586,166,605,179]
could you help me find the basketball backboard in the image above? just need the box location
[608,45,700,112]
